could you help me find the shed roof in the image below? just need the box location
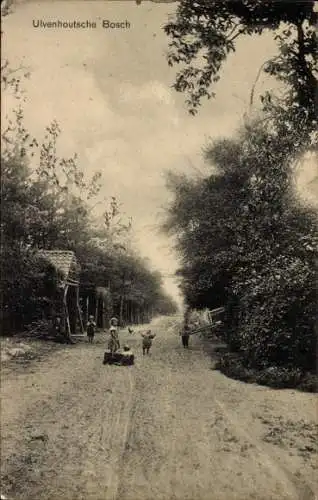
[38,250,80,284]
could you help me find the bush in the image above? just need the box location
[0,248,59,334]
[228,248,317,373]
[165,118,317,378]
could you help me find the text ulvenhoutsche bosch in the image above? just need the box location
[32,20,131,29]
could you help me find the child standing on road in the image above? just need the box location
[141,330,156,355]
[108,317,120,355]
[180,324,191,348]
[87,315,96,343]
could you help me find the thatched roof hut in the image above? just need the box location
[38,250,84,337]
[38,250,80,286]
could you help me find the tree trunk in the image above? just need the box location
[130,301,134,324]
[296,21,317,121]
[119,295,124,326]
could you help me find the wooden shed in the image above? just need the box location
[38,250,84,338]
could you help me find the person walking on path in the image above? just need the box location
[180,324,191,348]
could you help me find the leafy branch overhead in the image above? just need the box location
[164,0,317,126]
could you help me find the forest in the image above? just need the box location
[1,0,317,389]
[1,60,177,337]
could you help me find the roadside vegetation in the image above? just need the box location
[1,59,177,337]
[163,0,317,391]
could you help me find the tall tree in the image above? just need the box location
[164,118,317,369]
[164,0,317,133]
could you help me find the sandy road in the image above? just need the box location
[1,316,317,500]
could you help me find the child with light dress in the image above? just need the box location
[108,317,120,355]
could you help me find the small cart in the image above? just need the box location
[103,349,134,366]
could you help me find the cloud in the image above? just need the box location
[120,80,174,106]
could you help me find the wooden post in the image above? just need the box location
[119,271,126,327]
[137,307,140,325]
[119,295,124,326]
[95,297,98,324]
[65,304,71,337]
[63,285,71,339]
[76,286,85,334]
[125,300,128,324]
[130,301,133,324]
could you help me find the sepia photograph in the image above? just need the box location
[1,1,317,499]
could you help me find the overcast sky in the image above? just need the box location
[2,1,317,303]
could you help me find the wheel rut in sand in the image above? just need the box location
[1,318,317,500]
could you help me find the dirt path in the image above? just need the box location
[1,316,317,500]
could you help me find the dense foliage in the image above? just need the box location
[165,0,318,387]
[165,0,317,127]
[1,63,177,335]
[163,2,317,379]
[165,120,317,373]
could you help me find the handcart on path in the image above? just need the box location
[103,316,134,365]
[103,345,134,366]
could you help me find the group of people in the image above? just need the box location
[86,315,157,356]
[86,315,193,356]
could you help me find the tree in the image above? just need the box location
[164,118,317,370]
[162,2,317,380]
[164,0,317,132]
[1,90,177,332]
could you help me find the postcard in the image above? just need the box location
[1,1,317,499]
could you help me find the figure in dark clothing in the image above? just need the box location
[54,316,62,336]
[53,315,73,344]
[87,315,96,343]
[180,324,190,348]
[141,330,156,355]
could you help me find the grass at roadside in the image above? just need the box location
[213,349,317,393]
